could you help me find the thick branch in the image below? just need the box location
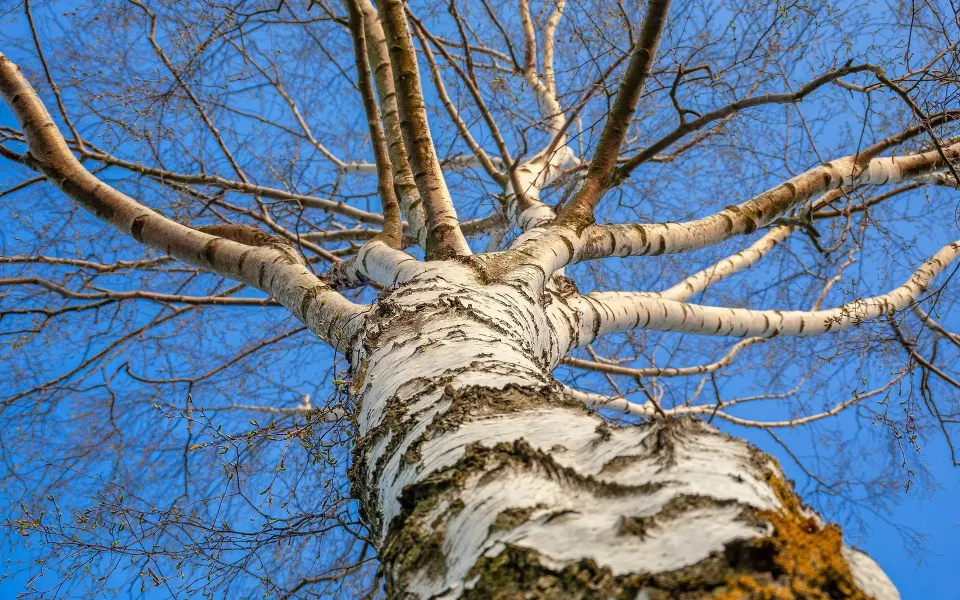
[347,0,403,249]
[560,241,960,347]
[359,0,428,247]
[558,0,671,222]
[577,144,960,263]
[0,52,365,348]
[494,141,960,292]
[375,0,471,258]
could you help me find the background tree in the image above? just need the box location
[0,0,958,598]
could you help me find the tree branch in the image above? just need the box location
[561,240,960,346]
[374,0,471,258]
[0,52,366,349]
[557,0,671,223]
[346,0,403,250]
[358,0,428,247]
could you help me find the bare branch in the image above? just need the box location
[562,240,960,346]
[0,52,365,348]
[558,0,672,222]
[346,0,403,249]
[375,0,471,258]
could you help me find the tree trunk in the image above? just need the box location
[349,263,899,599]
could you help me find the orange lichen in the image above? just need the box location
[714,473,871,600]
[714,575,796,600]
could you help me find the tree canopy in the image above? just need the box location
[1,0,959,597]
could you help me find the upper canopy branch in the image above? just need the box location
[375,0,471,259]
[407,12,508,184]
[556,0,672,225]
[652,182,922,303]
[576,142,960,262]
[617,63,886,178]
[492,139,960,292]
[346,0,403,251]
[517,0,567,135]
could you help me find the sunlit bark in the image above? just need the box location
[348,262,898,598]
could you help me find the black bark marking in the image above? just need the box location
[653,235,667,256]
[720,212,734,233]
[200,238,222,267]
[236,247,254,275]
[130,214,148,242]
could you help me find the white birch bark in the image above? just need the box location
[347,263,899,598]
[555,241,960,345]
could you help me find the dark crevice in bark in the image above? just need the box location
[372,413,877,599]
[402,384,567,465]
[380,437,674,597]
[351,380,560,536]
[465,497,874,600]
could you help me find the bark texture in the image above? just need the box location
[347,264,898,599]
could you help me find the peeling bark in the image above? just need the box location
[347,265,898,599]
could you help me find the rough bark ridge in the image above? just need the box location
[348,263,897,599]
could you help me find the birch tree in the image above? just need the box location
[1,0,958,598]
